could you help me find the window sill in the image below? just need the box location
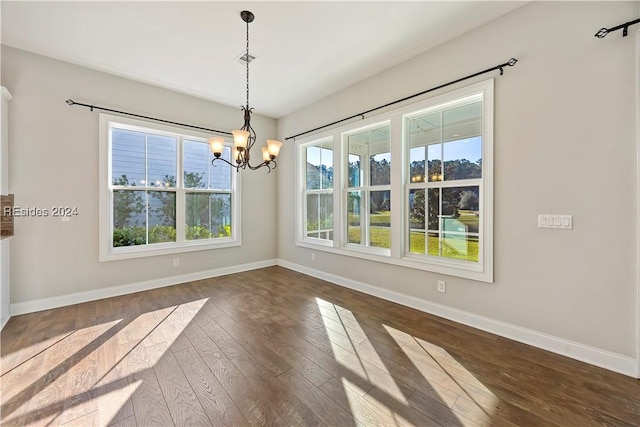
[296,240,492,283]
[100,238,240,262]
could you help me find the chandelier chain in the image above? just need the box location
[245,18,250,107]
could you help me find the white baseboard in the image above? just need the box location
[10,259,277,316]
[277,259,638,378]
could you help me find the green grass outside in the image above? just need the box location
[370,211,391,226]
[348,226,478,262]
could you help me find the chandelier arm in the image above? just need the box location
[246,160,272,172]
[246,120,257,152]
[211,156,241,172]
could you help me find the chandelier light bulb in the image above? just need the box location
[266,139,283,157]
[231,130,249,148]
[208,136,225,155]
[261,147,271,162]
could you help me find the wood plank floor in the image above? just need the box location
[1,266,638,426]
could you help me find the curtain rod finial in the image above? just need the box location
[66,99,74,105]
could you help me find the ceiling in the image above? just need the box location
[1,1,526,118]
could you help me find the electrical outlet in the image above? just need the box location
[437,280,446,293]
[173,258,179,268]
[311,253,315,262]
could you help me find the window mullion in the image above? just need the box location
[144,134,150,244]
[174,136,183,244]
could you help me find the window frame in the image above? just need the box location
[298,137,335,247]
[295,79,493,282]
[99,113,241,262]
[343,121,392,256]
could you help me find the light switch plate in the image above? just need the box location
[538,214,572,229]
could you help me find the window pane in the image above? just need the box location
[408,112,442,147]
[427,232,440,256]
[441,186,479,231]
[348,126,390,187]
[443,102,482,181]
[439,186,479,262]
[210,194,232,237]
[113,190,146,247]
[443,101,481,142]
[147,134,177,188]
[183,140,209,189]
[370,152,390,186]
[370,190,390,248]
[149,191,176,243]
[370,142,390,186]
[428,144,442,182]
[184,140,231,190]
[427,188,440,231]
[321,144,333,190]
[407,112,441,183]
[347,191,363,244]
[185,193,232,240]
[210,147,231,190]
[409,147,425,183]
[347,154,362,188]
[409,189,425,254]
[112,128,145,186]
[306,146,321,190]
[306,193,333,240]
[443,136,482,181]
[442,233,478,262]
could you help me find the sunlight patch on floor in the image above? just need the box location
[383,324,498,415]
[98,379,141,426]
[316,299,407,401]
[341,377,407,427]
[0,299,208,427]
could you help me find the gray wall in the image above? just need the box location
[277,1,637,357]
[1,46,278,304]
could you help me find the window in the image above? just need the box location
[100,114,240,261]
[345,124,391,251]
[302,139,334,242]
[296,80,493,282]
[406,97,482,263]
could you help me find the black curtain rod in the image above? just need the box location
[284,57,518,141]
[595,17,640,38]
[65,99,233,136]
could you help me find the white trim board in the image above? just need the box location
[10,259,277,316]
[636,27,640,379]
[276,259,638,378]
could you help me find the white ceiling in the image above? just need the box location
[1,1,526,118]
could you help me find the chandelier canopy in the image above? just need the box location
[209,10,282,172]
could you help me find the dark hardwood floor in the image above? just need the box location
[1,266,638,426]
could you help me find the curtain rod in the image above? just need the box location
[595,17,640,38]
[284,57,518,141]
[65,99,233,137]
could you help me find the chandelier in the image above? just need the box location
[208,10,283,172]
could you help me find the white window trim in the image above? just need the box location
[295,79,493,282]
[99,113,241,262]
[342,121,392,255]
[297,137,335,247]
